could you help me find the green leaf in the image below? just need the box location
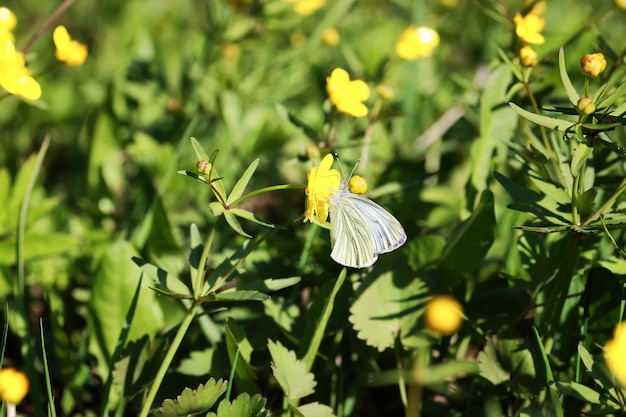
[478,338,509,385]
[230,208,282,230]
[190,137,210,162]
[554,381,619,407]
[212,290,269,302]
[224,318,258,394]
[509,102,575,132]
[558,47,580,106]
[570,141,593,177]
[438,190,495,279]
[405,234,446,272]
[152,378,228,416]
[224,211,252,238]
[294,402,336,417]
[349,270,428,351]
[207,393,269,417]
[236,277,301,293]
[268,339,316,402]
[227,158,259,205]
[0,233,79,264]
[132,257,191,297]
[177,349,216,377]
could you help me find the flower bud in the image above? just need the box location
[0,368,29,404]
[348,175,367,194]
[577,97,596,115]
[196,160,212,175]
[580,52,607,78]
[321,28,339,46]
[376,83,394,100]
[424,295,463,335]
[519,45,538,67]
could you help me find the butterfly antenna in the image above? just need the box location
[333,153,360,180]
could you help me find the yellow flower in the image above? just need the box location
[514,12,545,44]
[0,40,42,100]
[616,0,626,10]
[424,295,463,335]
[321,27,339,46]
[376,83,394,100]
[326,68,370,117]
[395,26,440,60]
[282,0,325,16]
[53,25,88,67]
[0,368,29,404]
[604,322,626,387]
[305,153,340,223]
[519,45,538,67]
[580,52,606,78]
[0,7,16,33]
[348,175,367,194]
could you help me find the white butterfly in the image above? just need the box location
[328,181,407,269]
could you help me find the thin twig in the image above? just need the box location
[20,0,76,53]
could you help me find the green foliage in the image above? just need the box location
[4,0,626,416]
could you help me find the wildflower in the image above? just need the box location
[376,83,394,100]
[53,25,88,67]
[577,97,595,115]
[519,45,538,67]
[0,368,29,404]
[604,322,626,387]
[0,41,42,100]
[348,175,367,194]
[326,68,370,117]
[395,26,440,60]
[616,0,626,10]
[282,0,325,16]
[424,295,463,335]
[305,153,340,223]
[0,7,16,41]
[321,28,339,46]
[580,53,606,78]
[514,12,545,44]
[197,160,212,175]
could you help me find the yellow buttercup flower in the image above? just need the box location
[321,27,339,46]
[305,153,340,223]
[282,0,325,16]
[616,0,626,10]
[326,68,370,117]
[604,322,626,387]
[53,25,88,67]
[0,40,42,100]
[348,175,367,194]
[514,12,545,44]
[395,26,440,60]
[424,295,463,335]
[0,368,29,404]
[0,7,16,33]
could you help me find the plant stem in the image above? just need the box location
[21,0,76,53]
[138,302,200,417]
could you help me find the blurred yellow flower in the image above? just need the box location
[53,25,88,67]
[514,12,545,44]
[527,0,547,15]
[0,368,29,404]
[395,26,440,60]
[282,0,325,16]
[321,27,339,46]
[580,52,606,78]
[604,322,626,387]
[424,295,463,335]
[326,68,370,117]
[0,7,16,33]
[348,175,367,194]
[616,0,626,10]
[305,153,340,223]
[0,40,42,100]
[376,83,394,100]
[519,45,538,67]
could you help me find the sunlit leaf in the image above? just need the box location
[207,393,269,417]
[268,339,316,402]
[153,378,228,416]
[227,159,259,205]
[558,47,580,106]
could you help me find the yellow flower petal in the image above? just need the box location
[604,322,626,387]
[395,26,440,60]
[53,25,88,66]
[0,368,29,404]
[514,12,545,45]
[0,7,17,32]
[305,153,341,223]
[326,68,370,117]
[425,295,463,335]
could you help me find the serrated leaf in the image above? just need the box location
[558,47,580,106]
[207,393,269,417]
[227,159,259,205]
[294,402,336,417]
[152,378,228,417]
[268,340,316,402]
[224,318,257,393]
[509,102,575,132]
[177,349,216,376]
[224,211,252,238]
[349,270,428,352]
[230,208,282,229]
[478,338,509,385]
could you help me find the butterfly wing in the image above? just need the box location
[329,190,407,268]
[329,192,378,268]
[345,193,407,255]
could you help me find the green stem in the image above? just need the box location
[581,175,626,227]
[194,224,217,299]
[138,302,200,417]
[571,173,581,226]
